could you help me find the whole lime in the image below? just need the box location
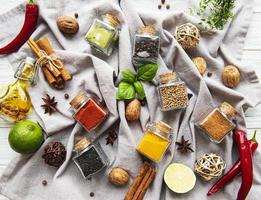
[8,120,44,154]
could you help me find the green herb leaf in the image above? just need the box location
[134,81,145,100]
[116,81,136,100]
[122,70,136,83]
[137,63,158,81]
[192,0,235,30]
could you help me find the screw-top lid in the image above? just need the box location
[74,137,91,152]
[70,91,88,110]
[138,25,157,34]
[219,102,237,119]
[155,121,172,138]
[159,72,177,84]
[104,14,120,27]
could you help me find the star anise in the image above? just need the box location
[176,136,194,153]
[106,130,118,146]
[41,94,58,115]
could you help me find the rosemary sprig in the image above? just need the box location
[193,0,235,30]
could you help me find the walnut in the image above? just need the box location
[57,16,79,34]
[222,65,240,88]
[108,167,130,186]
[125,99,141,122]
[192,57,207,76]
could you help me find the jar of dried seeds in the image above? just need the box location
[133,26,160,67]
[157,72,189,111]
[197,102,237,143]
[73,137,109,179]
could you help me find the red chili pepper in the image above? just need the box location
[233,129,253,200]
[0,0,39,54]
[207,131,258,196]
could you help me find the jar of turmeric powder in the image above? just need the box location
[136,121,172,162]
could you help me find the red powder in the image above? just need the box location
[75,99,107,132]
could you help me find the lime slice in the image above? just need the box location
[164,163,196,193]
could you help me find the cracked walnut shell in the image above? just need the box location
[222,65,240,88]
[108,167,130,186]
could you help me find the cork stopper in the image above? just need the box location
[219,102,237,119]
[25,57,36,66]
[74,138,91,152]
[70,91,88,110]
[104,14,120,27]
[159,72,177,84]
[155,121,172,138]
[138,25,157,34]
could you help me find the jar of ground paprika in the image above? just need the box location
[70,91,108,133]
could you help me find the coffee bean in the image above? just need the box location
[42,180,47,186]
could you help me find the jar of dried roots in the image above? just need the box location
[157,72,189,111]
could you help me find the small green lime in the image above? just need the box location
[8,120,44,154]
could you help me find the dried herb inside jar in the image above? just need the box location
[73,137,109,178]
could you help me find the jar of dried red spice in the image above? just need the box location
[70,91,108,133]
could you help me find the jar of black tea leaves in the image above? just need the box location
[73,137,109,179]
[133,26,160,67]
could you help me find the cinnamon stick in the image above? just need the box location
[124,162,150,200]
[27,38,61,78]
[42,67,57,85]
[37,36,72,81]
[136,167,156,200]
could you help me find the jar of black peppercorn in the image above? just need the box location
[73,137,109,179]
[133,26,160,67]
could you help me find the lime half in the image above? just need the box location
[164,163,196,193]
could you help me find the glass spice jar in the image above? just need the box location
[14,57,38,85]
[70,91,108,133]
[73,137,109,179]
[133,26,160,67]
[85,14,120,56]
[0,57,36,122]
[197,102,237,143]
[158,72,189,111]
[136,121,172,162]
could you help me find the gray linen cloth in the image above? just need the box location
[1,0,261,199]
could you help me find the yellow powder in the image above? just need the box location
[136,131,170,162]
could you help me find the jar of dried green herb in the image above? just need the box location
[157,72,189,111]
[73,137,109,179]
[133,26,160,67]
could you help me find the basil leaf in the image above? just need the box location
[134,81,145,100]
[137,63,158,81]
[116,81,136,100]
[122,70,136,83]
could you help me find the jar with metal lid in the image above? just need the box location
[70,91,108,133]
[197,102,237,143]
[136,121,172,162]
[157,72,189,111]
[14,57,38,85]
[133,26,160,67]
[85,14,121,56]
[73,137,109,179]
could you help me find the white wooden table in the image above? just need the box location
[0,0,261,199]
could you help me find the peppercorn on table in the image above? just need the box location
[0,0,261,200]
